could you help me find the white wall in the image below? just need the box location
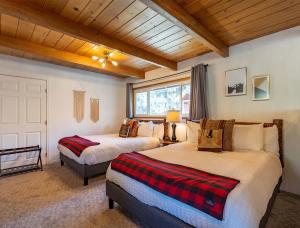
[146,26,300,195]
[0,55,126,163]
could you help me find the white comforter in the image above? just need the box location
[106,142,282,228]
[58,134,160,165]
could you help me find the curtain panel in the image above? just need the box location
[126,83,133,118]
[189,64,208,121]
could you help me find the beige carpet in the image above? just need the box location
[0,164,299,228]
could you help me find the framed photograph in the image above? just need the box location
[225,67,247,96]
[252,75,270,100]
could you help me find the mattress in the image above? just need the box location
[58,134,160,165]
[106,142,282,228]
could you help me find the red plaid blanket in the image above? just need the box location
[111,152,240,220]
[58,135,100,157]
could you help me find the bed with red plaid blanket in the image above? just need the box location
[111,152,240,220]
[58,135,100,157]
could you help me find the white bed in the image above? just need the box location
[106,142,282,228]
[58,134,160,165]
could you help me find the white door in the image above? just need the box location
[0,75,47,169]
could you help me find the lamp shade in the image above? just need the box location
[166,110,181,122]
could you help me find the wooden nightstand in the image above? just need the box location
[160,139,179,147]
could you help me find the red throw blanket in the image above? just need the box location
[111,152,240,220]
[58,135,100,157]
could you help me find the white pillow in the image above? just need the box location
[187,121,200,144]
[233,124,264,151]
[264,125,279,156]
[137,121,154,137]
[153,123,164,140]
[168,122,187,142]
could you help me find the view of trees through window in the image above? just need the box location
[135,83,190,117]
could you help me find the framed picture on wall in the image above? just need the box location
[225,67,247,96]
[252,75,270,100]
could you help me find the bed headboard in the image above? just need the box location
[235,119,284,167]
[191,119,283,167]
[134,118,170,141]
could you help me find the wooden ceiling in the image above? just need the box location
[0,0,299,78]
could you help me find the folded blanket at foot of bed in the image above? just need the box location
[111,152,240,220]
[58,135,100,157]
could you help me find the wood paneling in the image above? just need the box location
[0,0,299,75]
[0,0,177,70]
[0,35,145,78]
[140,0,229,57]
[177,0,300,46]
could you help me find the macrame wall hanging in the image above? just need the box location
[90,98,99,122]
[73,90,85,123]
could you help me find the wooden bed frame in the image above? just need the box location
[106,119,283,228]
[60,118,168,185]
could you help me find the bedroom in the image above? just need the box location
[0,0,299,227]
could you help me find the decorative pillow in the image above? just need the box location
[222,119,235,151]
[200,118,235,151]
[232,124,264,151]
[187,121,200,144]
[198,129,223,152]
[127,119,138,137]
[137,121,154,137]
[264,125,279,156]
[119,124,130,138]
[153,123,164,140]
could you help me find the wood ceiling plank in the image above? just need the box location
[31,25,50,44]
[54,34,74,50]
[0,35,145,78]
[146,30,187,49]
[0,0,177,69]
[215,0,300,37]
[64,38,86,52]
[192,0,243,20]
[207,0,286,33]
[75,42,94,55]
[218,5,300,44]
[1,14,18,37]
[42,30,63,47]
[89,0,134,29]
[176,0,220,15]
[43,0,68,13]
[76,0,112,26]
[139,26,183,48]
[16,20,35,41]
[227,16,300,46]
[113,7,157,37]
[163,38,199,55]
[102,0,147,34]
[140,0,228,57]
[60,0,91,20]
[121,14,166,42]
[200,0,264,25]
[155,34,193,52]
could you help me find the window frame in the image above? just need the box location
[133,79,191,118]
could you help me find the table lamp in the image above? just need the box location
[166,110,180,141]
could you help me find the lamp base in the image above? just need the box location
[171,122,177,141]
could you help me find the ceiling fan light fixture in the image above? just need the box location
[111,60,118,66]
[102,62,106,68]
[99,58,105,63]
[91,55,98,60]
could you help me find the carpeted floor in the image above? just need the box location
[0,164,299,228]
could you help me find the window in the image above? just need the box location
[134,83,190,117]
